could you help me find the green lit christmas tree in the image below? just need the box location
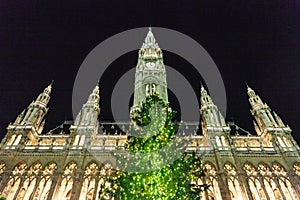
[100,93,208,199]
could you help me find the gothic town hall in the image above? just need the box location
[0,29,300,200]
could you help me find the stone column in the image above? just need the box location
[71,170,84,200]
[92,177,100,200]
[259,177,271,200]
[239,174,253,200]
[217,172,231,200]
[48,171,63,200]
[0,172,10,192]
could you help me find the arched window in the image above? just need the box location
[56,162,77,200]
[224,163,244,200]
[277,137,286,147]
[98,163,115,199]
[79,162,99,200]
[13,135,22,146]
[0,162,5,177]
[215,136,222,147]
[203,163,222,200]
[73,135,80,146]
[283,136,292,147]
[2,163,27,199]
[79,135,86,146]
[272,163,298,200]
[243,163,267,200]
[221,136,228,147]
[15,163,42,200]
[293,163,300,176]
[6,134,16,145]
[33,162,57,200]
[258,163,284,200]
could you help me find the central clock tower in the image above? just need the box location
[130,28,168,116]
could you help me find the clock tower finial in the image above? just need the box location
[131,28,168,117]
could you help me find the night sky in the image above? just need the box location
[0,1,299,143]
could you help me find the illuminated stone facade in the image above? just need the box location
[0,29,300,200]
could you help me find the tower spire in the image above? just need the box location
[244,81,249,89]
[131,28,168,117]
[199,85,226,127]
[139,28,162,60]
[74,83,100,127]
[246,85,290,136]
[11,82,53,132]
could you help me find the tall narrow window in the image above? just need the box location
[79,162,98,200]
[98,163,115,199]
[215,136,222,147]
[33,162,57,200]
[0,162,5,182]
[15,163,42,200]
[243,163,267,200]
[293,163,300,176]
[2,163,27,199]
[258,163,284,200]
[6,134,16,145]
[55,162,77,200]
[224,163,244,200]
[79,135,86,146]
[73,135,80,146]
[272,163,298,200]
[152,83,156,94]
[203,163,222,200]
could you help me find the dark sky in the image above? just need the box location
[0,1,299,143]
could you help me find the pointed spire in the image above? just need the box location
[10,83,53,131]
[143,27,157,47]
[246,84,262,102]
[199,83,227,127]
[139,27,162,60]
[74,83,100,126]
[43,81,53,96]
[245,81,249,89]
[246,85,290,134]
[200,83,212,105]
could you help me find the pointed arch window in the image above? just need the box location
[224,163,244,200]
[2,163,27,199]
[258,163,285,200]
[33,162,57,200]
[272,163,298,200]
[277,137,286,147]
[293,163,300,176]
[79,135,86,146]
[283,136,292,147]
[13,135,22,146]
[98,163,115,199]
[15,163,42,200]
[79,162,99,200]
[215,136,222,147]
[243,163,267,200]
[221,135,228,147]
[73,135,80,146]
[145,83,156,96]
[56,162,77,200]
[0,162,5,183]
[201,163,222,200]
[6,134,16,145]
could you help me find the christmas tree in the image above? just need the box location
[100,93,208,199]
